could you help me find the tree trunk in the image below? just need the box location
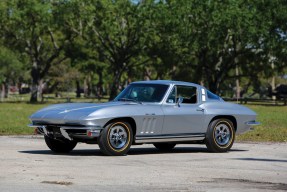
[109,70,122,101]
[109,83,118,101]
[235,64,240,100]
[271,60,276,101]
[1,83,5,101]
[97,70,103,101]
[38,79,44,101]
[87,75,92,96]
[84,78,88,97]
[76,80,81,98]
[4,82,9,98]
[49,82,59,93]
[30,63,39,102]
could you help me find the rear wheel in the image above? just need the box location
[99,121,133,156]
[44,135,77,153]
[205,118,235,153]
[153,143,176,151]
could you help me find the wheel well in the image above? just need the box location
[104,117,137,136]
[210,115,237,132]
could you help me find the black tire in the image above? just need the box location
[44,135,77,153]
[98,121,133,156]
[153,143,176,151]
[205,118,235,153]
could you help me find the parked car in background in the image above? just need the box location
[29,80,259,156]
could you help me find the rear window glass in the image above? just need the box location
[207,90,220,100]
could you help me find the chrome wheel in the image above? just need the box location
[99,121,133,156]
[214,123,231,146]
[206,118,235,153]
[109,125,128,149]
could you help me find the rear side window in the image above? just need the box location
[207,90,220,100]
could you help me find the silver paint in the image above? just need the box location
[29,80,259,144]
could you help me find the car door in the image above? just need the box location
[161,85,205,135]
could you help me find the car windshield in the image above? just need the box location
[114,84,169,103]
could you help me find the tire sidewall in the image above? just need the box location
[99,121,133,156]
[206,118,235,152]
[44,135,77,153]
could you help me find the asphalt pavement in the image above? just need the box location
[0,136,286,192]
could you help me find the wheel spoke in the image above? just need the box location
[215,131,220,138]
[214,123,232,146]
[109,125,128,149]
[119,132,127,139]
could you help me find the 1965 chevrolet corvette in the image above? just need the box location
[29,80,259,156]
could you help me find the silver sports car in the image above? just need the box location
[29,80,259,156]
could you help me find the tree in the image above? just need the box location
[161,0,287,96]
[0,46,23,99]
[0,0,70,102]
[85,1,151,100]
[55,0,108,98]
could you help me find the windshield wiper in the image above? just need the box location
[117,98,142,104]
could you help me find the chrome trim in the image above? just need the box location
[245,121,260,126]
[28,124,48,136]
[27,124,39,128]
[28,124,103,130]
[136,133,204,139]
[28,124,103,138]
[87,129,101,137]
[60,128,72,140]
[135,136,205,144]
[60,125,103,130]
[42,126,48,135]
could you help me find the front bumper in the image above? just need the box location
[245,121,261,126]
[28,124,103,140]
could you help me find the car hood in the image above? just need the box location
[29,102,138,122]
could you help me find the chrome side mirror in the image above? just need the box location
[177,96,183,107]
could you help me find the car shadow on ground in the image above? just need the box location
[232,158,287,163]
[18,146,248,156]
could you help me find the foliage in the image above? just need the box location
[0,0,71,102]
[0,46,23,85]
[0,0,287,100]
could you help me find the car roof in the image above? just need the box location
[131,80,200,87]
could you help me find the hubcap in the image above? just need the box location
[109,125,128,149]
[214,123,231,146]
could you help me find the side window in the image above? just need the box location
[166,87,176,103]
[166,86,197,104]
[177,86,197,104]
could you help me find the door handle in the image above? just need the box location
[196,108,204,112]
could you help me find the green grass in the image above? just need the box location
[0,102,286,142]
[237,105,287,142]
[0,103,49,135]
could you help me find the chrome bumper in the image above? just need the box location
[245,121,261,126]
[28,124,103,140]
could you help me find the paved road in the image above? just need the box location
[0,136,286,192]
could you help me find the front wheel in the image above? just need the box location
[205,118,235,153]
[98,121,133,156]
[44,135,77,153]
